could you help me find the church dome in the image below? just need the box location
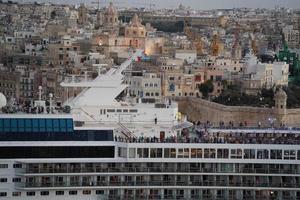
[105,2,118,15]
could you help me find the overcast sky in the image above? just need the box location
[14,0,300,9]
[124,0,300,9]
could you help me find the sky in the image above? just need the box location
[13,0,300,9]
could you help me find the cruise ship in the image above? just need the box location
[0,50,300,200]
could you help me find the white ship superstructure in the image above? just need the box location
[0,50,299,200]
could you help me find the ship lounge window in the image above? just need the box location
[150,148,162,158]
[284,150,296,160]
[230,149,242,159]
[137,148,149,158]
[118,147,127,158]
[178,148,189,158]
[244,149,255,159]
[164,148,176,158]
[129,148,136,158]
[204,148,216,158]
[117,109,122,113]
[107,109,115,113]
[217,149,229,159]
[129,109,138,113]
[257,149,269,159]
[271,150,282,159]
[123,109,128,113]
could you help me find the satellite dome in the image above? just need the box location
[0,93,7,108]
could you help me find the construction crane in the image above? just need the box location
[184,18,203,55]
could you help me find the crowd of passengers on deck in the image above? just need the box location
[115,125,300,145]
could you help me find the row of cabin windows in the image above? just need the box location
[125,148,300,160]
[0,164,21,168]
[100,109,138,114]
[3,190,105,197]
[0,178,21,182]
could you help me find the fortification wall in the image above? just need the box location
[174,97,300,127]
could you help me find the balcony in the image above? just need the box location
[23,166,300,175]
[17,181,300,189]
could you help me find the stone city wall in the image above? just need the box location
[174,97,300,127]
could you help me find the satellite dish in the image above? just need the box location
[0,93,7,108]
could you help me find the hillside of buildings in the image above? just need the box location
[0,1,300,113]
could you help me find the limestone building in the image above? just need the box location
[93,6,164,57]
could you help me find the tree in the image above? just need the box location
[199,80,214,99]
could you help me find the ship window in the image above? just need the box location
[117,109,122,113]
[129,148,136,158]
[0,178,7,182]
[96,190,104,195]
[118,147,127,158]
[12,178,21,182]
[3,119,10,132]
[40,191,49,196]
[0,192,7,197]
[56,191,64,195]
[184,148,189,158]
[217,149,229,159]
[32,119,39,132]
[59,119,66,132]
[204,149,215,158]
[66,119,73,132]
[284,150,296,160]
[164,148,176,158]
[244,149,255,159]
[39,119,46,132]
[0,164,8,168]
[107,109,115,113]
[13,164,22,168]
[271,150,282,159]
[137,148,149,158]
[11,119,18,132]
[150,148,162,158]
[12,192,21,196]
[46,119,53,132]
[53,119,60,132]
[257,149,269,159]
[178,149,184,158]
[298,150,300,160]
[230,149,242,159]
[123,109,128,113]
[83,190,91,195]
[178,148,189,158]
[129,109,138,113]
[69,191,77,195]
[26,192,35,196]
